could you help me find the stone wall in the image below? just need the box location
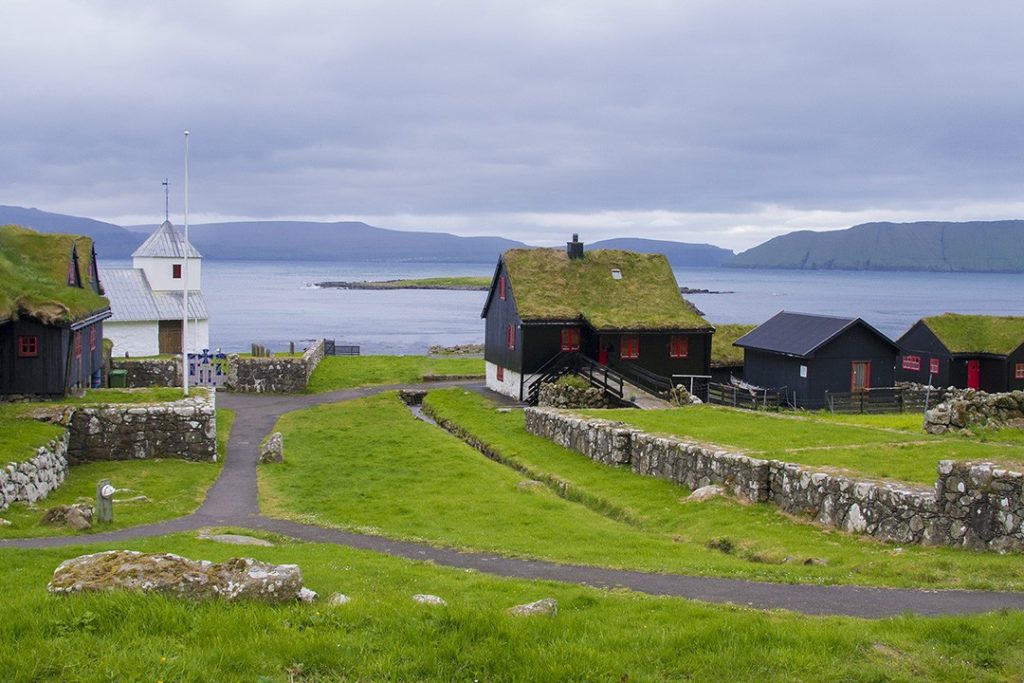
[227,339,325,393]
[65,390,217,464]
[111,358,182,388]
[538,382,609,409]
[925,389,1024,434]
[525,407,1024,552]
[0,433,69,512]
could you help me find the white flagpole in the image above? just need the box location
[182,130,190,397]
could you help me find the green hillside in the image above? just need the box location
[728,221,1024,272]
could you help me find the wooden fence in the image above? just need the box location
[707,382,781,410]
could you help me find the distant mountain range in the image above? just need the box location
[587,237,733,266]
[729,221,1024,272]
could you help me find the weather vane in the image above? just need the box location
[162,178,170,221]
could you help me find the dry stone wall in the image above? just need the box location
[538,383,609,409]
[111,358,182,387]
[227,339,325,393]
[525,407,1024,552]
[0,433,69,512]
[65,391,217,464]
[925,389,1024,434]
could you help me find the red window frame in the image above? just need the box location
[620,334,639,360]
[498,275,506,300]
[561,327,580,351]
[73,331,82,360]
[507,323,516,350]
[929,358,940,375]
[496,365,504,382]
[901,355,921,371]
[669,335,689,359]
[1016,363,1024,380]
[17,335,38,358]
[173,263,182,279]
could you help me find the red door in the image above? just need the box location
[598,347,608,365]
[967,360,980,389]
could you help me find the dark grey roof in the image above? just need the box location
[131,220,201,258]
[734,311,895,358]
[100,267,207,322]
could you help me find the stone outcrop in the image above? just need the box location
[538,382,609,409]
[48,550,315,602]
[525,407,1024,552]
[925,390,1024,434]
[507,598,558,616]
[64,391,217,464]
[40,503,93,530]
[0,433,69,512]
[111,358,181,387]
[227,339,326,393]
[412,594,447,606]
[259,432,285,464]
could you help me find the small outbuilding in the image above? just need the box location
[0,226,111,396]
[734,311,899,409]
[895,313,1024,392]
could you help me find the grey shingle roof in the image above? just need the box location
[99,267,208,322]
[734,311,895,358]
[131,220,202,258]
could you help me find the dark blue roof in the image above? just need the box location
[734,311,896,358]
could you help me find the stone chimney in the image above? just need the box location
[566,233,584,260]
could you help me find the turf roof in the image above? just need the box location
[922,313,1024,355]
[0,225,109,324]
[711,323,756,366]
[501,248,711,331]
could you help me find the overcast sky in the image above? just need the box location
[2,1,1022,251]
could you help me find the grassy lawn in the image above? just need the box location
[0,408,233,538]
[306,355,483,393]
[0,403,65,463]
[578,405,1024,484]
[261,390,1024,590]
[2,534,1023,682]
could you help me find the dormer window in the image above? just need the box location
[173,264,182,279]
[611,268,622,280]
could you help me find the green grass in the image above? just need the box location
[2,534,1024,682]
[711,323,756,366]
[923,313,1024,354]
[0,408,232,538]
[359,276,490,289]
[0,403,65,463]
[260,390,1024,590]
[306,355,484,393]
[580,405,1024,484]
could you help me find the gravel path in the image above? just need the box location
[4,381,1024,618]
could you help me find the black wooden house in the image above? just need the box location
[480,236,714,401]
[895,314,1024,392]
[0,227,111,396]
[734,311,899,409]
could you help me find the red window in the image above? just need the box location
[901,355,921,371]
[73,332,82,359]
[89,327,96,351]
[669,335,689,358]
[929,358,940,375]
[173,263,182,279]
[496,366,504,381]
[620,334,639,359]
[499,275,506,300]
[17,335,38,358]
[561,327,580,351]
[1016,363,1024,380]
[507,323,516,350]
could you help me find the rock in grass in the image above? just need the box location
[48,550,311,602]
[412,593,447,606]
[259,432,285,464]
[686,485,725,502]
[40,503,93,530]
[507,598,558,617]
[328,593,351,606]
[0,518,11,527]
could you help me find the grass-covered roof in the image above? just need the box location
[502,248,711,331]
[0,225,109,324]
[712,323,756,366]
[923,313,1024,355]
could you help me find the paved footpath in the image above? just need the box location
[4,382,1024,619]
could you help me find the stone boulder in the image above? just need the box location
[259,432,285,464]
[669,385,702,406]
[412,593,447,606]
[40,503,93,531]
[507,598,558,616]
[686,485,725,502]
[48,550,314,603]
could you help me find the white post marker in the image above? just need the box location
[182,130,190,397]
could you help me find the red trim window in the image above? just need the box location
[620,334,640,359]
[669,335,689,359]
[173,263,182,279]
[89,327,96,351]
[929,358,940,375]
[561,326,580,351]
[506,323,516,350]
[1016,363,1024,380]
[17,335,38,358]
[73,332,82,359]
[498,275,506,300]
[496,365,504,382]
[901,355,921,371]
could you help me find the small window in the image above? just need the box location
[499,275,506,300]
[89,327,96,351]
[1016,363,1024,380]
[17,335,38,358]
[901,355,921,371]
[799,365,808,378]
[669,335,689,359]
[610,268,622,280]
[620,334,639,359]
[496,365,504,382]
[173,263,182,279]
[507,323,516,350]
[561,327,580,351]
[73,332,82,359]
[929,358,940,375]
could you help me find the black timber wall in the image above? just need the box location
[483,261,525,373]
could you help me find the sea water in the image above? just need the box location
[103,260,1024,354]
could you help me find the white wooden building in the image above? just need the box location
[101,220,210,357]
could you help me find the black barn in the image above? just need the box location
[735,311,899,409]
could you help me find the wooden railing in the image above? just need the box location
[707,382,781,410]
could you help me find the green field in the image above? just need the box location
[306,355,484,393]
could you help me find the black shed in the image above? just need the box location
[734,311,899,409]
